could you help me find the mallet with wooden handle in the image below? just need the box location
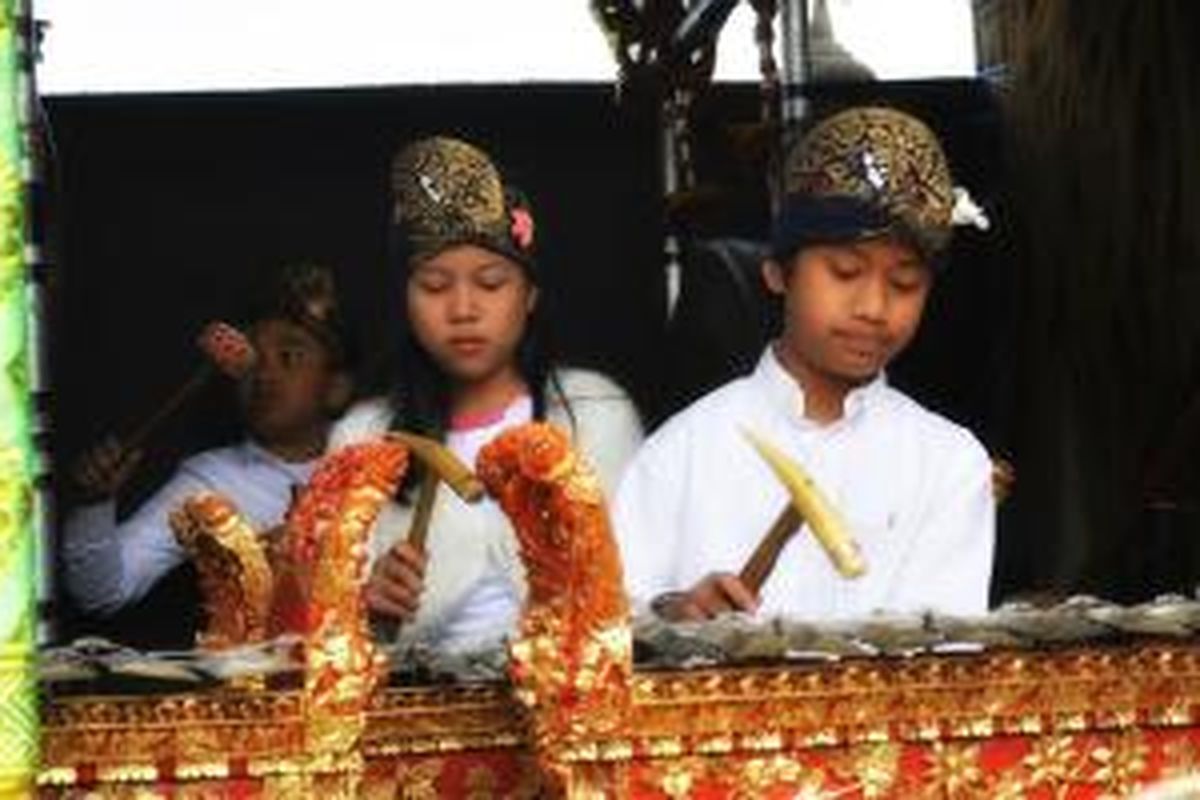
[739,428,866,594]
[368,432,484,641]
[124,321,257,452]
[387,431,485,550]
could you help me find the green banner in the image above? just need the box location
[0,0,39,795]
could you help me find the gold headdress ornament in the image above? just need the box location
[390,136,536,267]
[773,106,989,263]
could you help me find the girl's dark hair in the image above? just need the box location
[382,231,571,501]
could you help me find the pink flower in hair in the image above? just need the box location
[510,207,534,250]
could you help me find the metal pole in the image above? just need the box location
[661,93,682,319]
[21,0,52,647]
[662,84,695,320]
[779,0,810,128]
[772,0,810,215]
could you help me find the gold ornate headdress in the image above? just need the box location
[773,106,988,263]
[390,136,535,267]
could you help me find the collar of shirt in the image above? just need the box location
[449,394,533,434]
[446,395,534,468]
[239,439,318,483]
[755,345,887,430]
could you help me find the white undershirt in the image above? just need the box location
[434,395,534,649]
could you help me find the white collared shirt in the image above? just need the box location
[63,441,316,615]
[613,347,995,620]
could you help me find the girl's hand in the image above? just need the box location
[366,540,427,621]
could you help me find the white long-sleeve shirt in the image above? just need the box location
[331,368,643,651]
[62,441,315,615]
[613,347,995,620]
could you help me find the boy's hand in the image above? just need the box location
[652,572,759,622]
[366,541,426,622]
[70,436,142,503]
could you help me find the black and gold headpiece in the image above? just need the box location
[250,262,351,367]
[390,136,536,269]
[772,106,988,265]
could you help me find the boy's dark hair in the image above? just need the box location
[245,262,357,372]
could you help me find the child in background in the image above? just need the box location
[62,263,354,619]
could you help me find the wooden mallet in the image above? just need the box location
[386,431,485,551]
[123,321,257,452]
[738,428,866,595]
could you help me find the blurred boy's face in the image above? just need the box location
[238,318,346,448]
[764,237,931,387]
[406,244,537,386]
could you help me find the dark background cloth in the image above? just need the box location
[43,80,1012,647]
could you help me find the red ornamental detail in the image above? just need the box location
[511,207,535,250]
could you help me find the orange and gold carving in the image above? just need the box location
[626,730,1200,799]
[170,492,274,649]
[272,437,407,638]
[623,644,1200,748]
[169,438,410,654]
[42,692,303,766]
[37,643,1200,795]
[358,753,543,800]
[477,422,633,789]
[363,684,525,756]
[277,437,409,754]
[1161,735,1200,780]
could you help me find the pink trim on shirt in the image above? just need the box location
[449,395,531,432]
